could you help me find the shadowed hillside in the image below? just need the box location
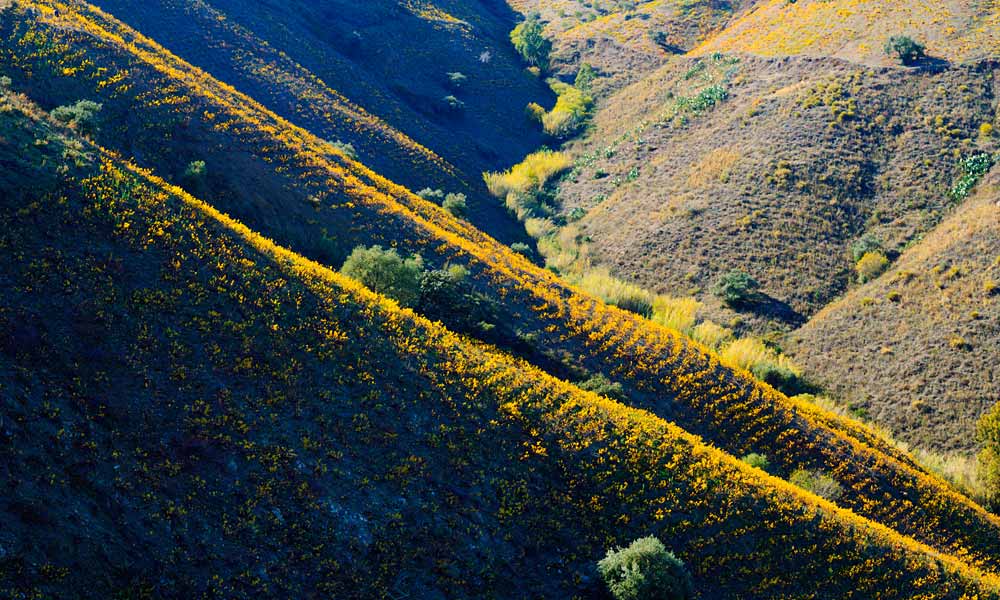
[5,85,1000,600]
[6,0,1000,576]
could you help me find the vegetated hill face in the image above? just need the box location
[8,0,1000,571]
[84,0,552,244]
[507,0,754,92]
[6,96,999,600]
[789,177,1000,454]
[693,0,1000,65]
[551,52,999,325]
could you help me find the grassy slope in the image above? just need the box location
[6,0,1000,573]
[692,0,1000,65]
[508,0,752,92]
[552,52,998,324]
[5,93,1000,600]
[83,0,552,244]
[789,176,1000,453]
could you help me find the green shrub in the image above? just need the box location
[51,99,102,134]
[977,403,1000,510]
[577,373,626,402]
[539,80,593,137]
[417,188,445,202]
[330,140,358,160]
[850,234,883,263]
[417,265,497,334]
[575,62,596,91]
[442,193,467,217]
[950,153,994,201]
[511,242,532,255]
[341,245,424,307]
[0,76,11,88]
[510,13,551,69]
[741,453,770,472]
[884,35,925,65]
[597,536,694,600]
[613,292,654,319]
[789,469,843,501]
[441,95,465,113]
[180,160,208,197]
[751,362,817,397]
[712,270,759,306]
[855,251,889,283]
[446,71,467,90]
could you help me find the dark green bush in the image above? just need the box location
[597,536,694,600]
[510,13,551,69]
[442,95,465,113]
[442,192,467,217]
[417,188,445,202]
[850,234,883,263]
[51,99,102,134]
[712,270,759,306]
[417,265,497,334]
[575,63,596,91]
[511,242,532,255]
[789,469,843,501]
[330,140,358,160]
[180,160,208,198]
[577,373,627,402]
[751,363,817,397]
[885,36,925,65]
[741,453,770,472]
[341,245,424,307]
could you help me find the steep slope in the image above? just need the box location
[6,0,1000,573]
[5,92,1000,600]
[693,0,1000,65]
[550,52,998,323]
[506,0,754,91]
[789,175,1000,453]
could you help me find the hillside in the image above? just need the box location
[789,174,1000,453]
[5,0,1000,574]
[5,86,1000,599]
[83,0,553,244]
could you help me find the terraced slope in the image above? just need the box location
[693,0,1000,65]
[6,0,1000,573]
[789,175,1000,453]
[551,52,998,322]
[507,0,752,91]
[7,92,1000,600]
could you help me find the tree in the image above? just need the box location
[510,13,551,69]
[885,36,925,65]
[977,403,1000,509]
[340,246,424,307]
[574,63,596,92]
[181,160,208,198]
[712,270,759,307]
[597,536,694,600]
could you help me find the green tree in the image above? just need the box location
[597,536,694,600]
[341,245,424,307]
[575,63,596,91]
[510,13,551,69]
[977,403,1000,509]
[885,35,925,65]
[712,270,760,306]
[51,100,103,135]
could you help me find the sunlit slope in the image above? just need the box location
[694,0,1000,64]
[7,0,1000,571]
[6,99,1000,600]
[554,53,998,319]
[790,176,1000,453]
[507,0,751,90]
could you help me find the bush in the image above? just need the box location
[711,270,759,306]
[330,140,358,160]
[510,242,532,255]
[751,362,816,396]
[483,150,573,199]
[741,453,770,472]
[180,160,208,197]
[417,265,497,334]
[597,536,694,600]
[446,71,467,90]
[855,251,889,283]
[442,193,467,217]
[577,373,626,402]
[977,403,1000,509]
[613,292,654,319]
[950,153,995,201]
[789,469,843,501]
[538,80,593,138]
[885,36,925,65]
[510,13,551,69]
[0,76,11,88]
[340,245,424,307]
[441,95,465,113]
[51,99,102,134]
[850,234,883,263]
[574,62,596,91]
[417,188,445,202]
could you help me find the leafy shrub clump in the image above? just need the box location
[855,251,889,283]
[483,150,573,199]
[528,80,594,138]
[181,160,208,197]
[789,469,844,501]
[885,35,925,65]
[330,139,358,160]
[577,373,627,402]
[712,270,759,306]
[417,265,497,334]
[574,62,596,91]
[510,13,551,69]
[742,453,770,472]
[950,153,994,201]
[340,245,424,307]
[446,71,466,90]
[850,234,883,263]
[442,192,467,217]
[597,536,694,600]
[510,242,532,255]
[51,99,102,134]
[752,362,816,397]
